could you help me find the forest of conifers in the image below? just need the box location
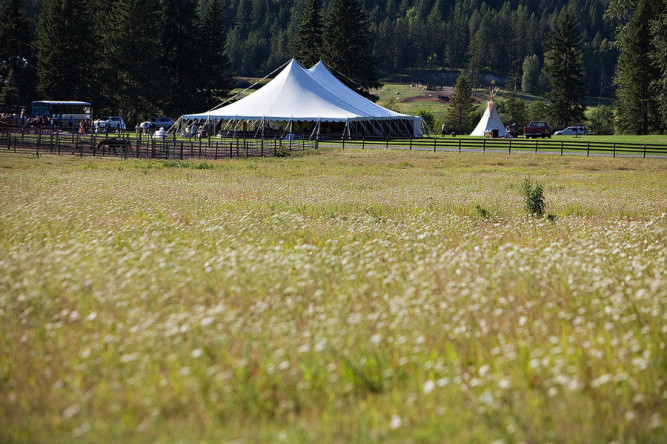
[14,0,619,94]
[0,0,665,133]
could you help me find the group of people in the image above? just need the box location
[184,124,205,139]
[0,110,27,126]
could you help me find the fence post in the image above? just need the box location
[261,136,264,156]
[613,143,616,158]
[483,138,486,153]
[643,145,646,159]
[587,142,590,157]
[509,139,511,155]
[409,137,412,150]
[342,136,345,149]
[50,133,53,153]
[509,139,512,154]
[230,142,233,158]
[433,137,436,152]
[560,141,563,157]
[181,141,184,160]
[535,140,538,154]
[215,142,218,159]
[362,136,365,149]
[458,138,461,152]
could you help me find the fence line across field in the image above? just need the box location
[0,127,313,159]
[1,127,665,159]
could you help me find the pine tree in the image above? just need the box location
[651,5,667,129]
[0,0,36,105]
[97,0,163,123]
[200,0,233,110]
[322,0,379,96]
[446,73,474,133]
[0,68,21,113]
[161,0,203,116]
[543,12,585,128]
[293,0,323,67]
[521,54,541,95]
[35,0,96,100]
[613,0,663,134]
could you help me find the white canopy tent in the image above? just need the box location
[180,59,424,138]
[470,96,507,137]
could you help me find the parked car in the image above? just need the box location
[93,117,108,128]
[554,126,587,136]
[523,121,551,139]
[151,117,174,129]
[94,116,126,130]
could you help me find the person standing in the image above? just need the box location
[68,116,74,132]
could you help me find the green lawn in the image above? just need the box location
[1,150,665,443]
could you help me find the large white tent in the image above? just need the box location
[470,97,507,137]
[180,59,424,138]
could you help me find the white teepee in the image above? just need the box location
[470,87,507,137]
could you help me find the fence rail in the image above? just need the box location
[0,127,314,159]
[322,136,667,158]
[1,126,666,159]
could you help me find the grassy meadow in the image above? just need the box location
[0,149,665,443]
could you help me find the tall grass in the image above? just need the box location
[0,150,665,443]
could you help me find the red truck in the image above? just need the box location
[523,121,551,139]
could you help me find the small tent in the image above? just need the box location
[470,88,507,137]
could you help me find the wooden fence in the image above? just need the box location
[322,136,667,158]
[1,126,666,159]
[0,127,314,159]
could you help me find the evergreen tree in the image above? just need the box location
[161,0,203,115]
[293,0,323,67]
[0,68,21,112]
[611,0,663,133]
[521,54,541,95]
[35,0,96,100]
[97,0,163,122]
[322,0,379,96]
[446,73,474,133]
[199,0,233,110]
[651,5,667,129]
[543,12,585,128]
[0,0,36,105]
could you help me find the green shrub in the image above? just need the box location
[476,205,490,219]
[417,110,436,131]
[522,179,545,217]
[586,105,615,135]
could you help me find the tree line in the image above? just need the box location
[0,0,664,133]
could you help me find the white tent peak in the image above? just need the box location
[180,59,423,137]
[470,95,506,137]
